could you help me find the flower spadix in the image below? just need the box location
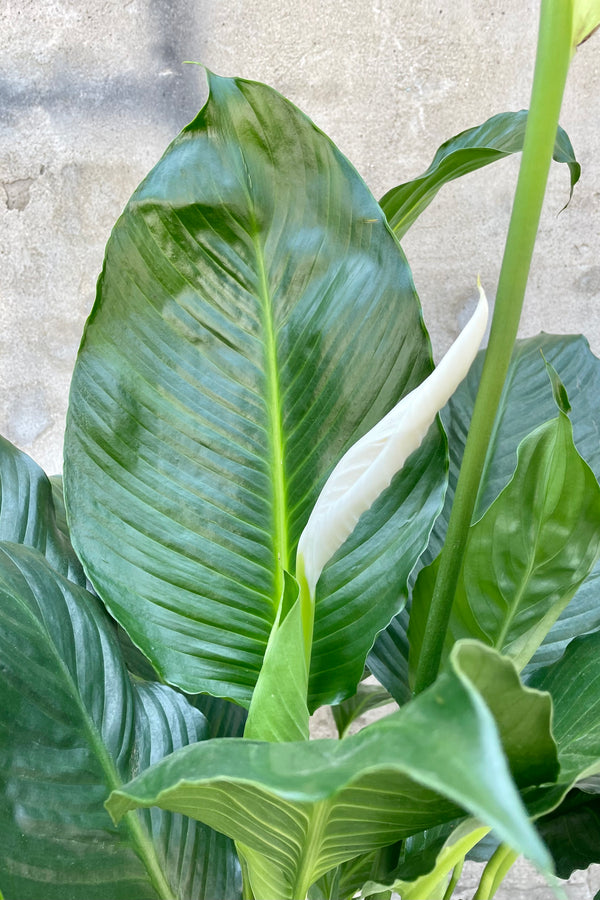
[297,284,489,596]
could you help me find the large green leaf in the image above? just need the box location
[107,641,553,900]
[0,437,247,740]
[0,542,240,900]
[362,644,558,897]
[64,72,444,707]
[411,411,600,674]
[380,111,579,238]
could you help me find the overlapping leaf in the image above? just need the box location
[244,572,309,742]
[373,335,600,701]
[107,642,553,900]
[0,436,84,585]
[524,631,600,871]
[367,606,411,706]
[310,423,445,707]
[380,110,579,238]
[362,644,558,897]
[64,72,443,707]
[411,410,600,674]
[529,631,600,792]
[0,542,240,900]
[442,335,600,525]
[536,789,600,879]
[444,335,600,673]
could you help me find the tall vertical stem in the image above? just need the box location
[413,0,574,693]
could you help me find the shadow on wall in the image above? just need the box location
[0,0,207,131]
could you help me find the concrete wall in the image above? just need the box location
[1,0,600,480]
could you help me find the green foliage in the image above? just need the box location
[106,643,552,900]
[2,9,600,898]
[410,404,600,675]
[62,71,441,710]
[380,110,579,239]
[0,541,240,900]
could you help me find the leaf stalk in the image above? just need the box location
[472,844,518,900]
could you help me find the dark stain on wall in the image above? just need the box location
[0,0,209,130]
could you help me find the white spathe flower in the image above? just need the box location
[297,283,489,596]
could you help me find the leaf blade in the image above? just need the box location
[107,647,552,899]
[0,542,240,900]
[446,413,600,670]
[64,73,439,705]
[380,111,579,238]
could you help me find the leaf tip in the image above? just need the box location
[104,790,130,826]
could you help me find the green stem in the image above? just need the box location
[472,844,518,900]
[442,858,464,900]
[413,0,574,694]
[397,826,490,900]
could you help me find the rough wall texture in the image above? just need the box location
[2,0,600,474]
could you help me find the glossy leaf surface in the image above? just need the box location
[367,606,411,706]
[413,412,600,673]
[469,337,600,671]
[0,542,240,900]
[524,631,600,864]
[439,335,600,530]
[64,72,442,707]
[0,437,84,585]
[380,111,579,238]
[108,642,552,900]
[371,335,600,697]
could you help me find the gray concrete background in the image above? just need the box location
[2,4,600,896]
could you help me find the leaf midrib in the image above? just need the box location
[252,229,288,603]
[292,801,332,899]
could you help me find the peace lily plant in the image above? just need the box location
[3,1,600,899]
